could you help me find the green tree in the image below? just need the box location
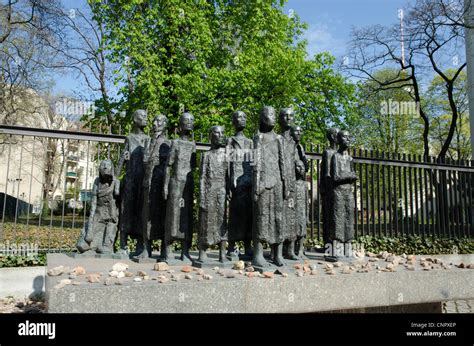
[87,0,358,143]
[357,68,423,154]
[425,70,471,160]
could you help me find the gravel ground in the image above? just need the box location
[0,296,45,313]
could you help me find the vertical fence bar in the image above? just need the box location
[397,153,403,236]
[381,152,387,236]
[313,144,327,239]
[460,160,469,237]
[375,151,381,237]
[431,157,440,237]
[423,156,429,237]
[38,145,46,228]
[364,150,370,235]
[452,161,461,238]
[370,151,375,236]
[460,160,468,238]
[436,159,447,236]
[413,154,420,236]
[358,149,364,236]
[407,154,414,235]
[392,153,398,237]
[310,143,314,240]
[415,155,425,236]
[26,138,36,226]
[83,141,91,227]
[14,136,25,232]
[468,160,474,237]
[60,139,69,231]
[402,153,409,235]
[353,148,358,238]
[1,135,13,227]
[387,154,393,237]
[447,163,455,238]
[71,147,80,230]
[438,157,447,238]
[315,153,323,242]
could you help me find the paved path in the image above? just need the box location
[443,300,474,313]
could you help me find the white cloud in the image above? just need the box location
[304,22,345,58]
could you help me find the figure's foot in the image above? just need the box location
[134,249,149,259]
[285,252,298,260]
[196,249,208,263]
[226,249,240,261]
[115,249,129,257]
[296,252,306,260]
[219,255,230,263]
[252,256,269,268]
[179,251,193,264]
[273,256,286,267]
[97,246,113,255]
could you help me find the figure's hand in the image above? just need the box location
[163,187,168,200]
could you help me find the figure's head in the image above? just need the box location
[291,125,302,143]
[327,127,339,145]
[99,159,114,178]
[152,114,168,134]
[259,106,276,131]
[232,111,247,131]
[337,130,351,149]
[179,112,194,133]
[133,109,147,128]
[209,125,225,148]
[279,107,295,129]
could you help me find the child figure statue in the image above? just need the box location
[76,159,120,255]
[291,125,309,259]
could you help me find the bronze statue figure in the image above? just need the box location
[76,159,120,255]
[162,112,196,263]
[320,127,339,248]
[252,106,286,267]
[135,114,170,259]
[227,111,253,259]
[291,125,309,259]
[197,125,230,264]
[116,109,149,256]
[326,130,357,260]
[279,107,298,260]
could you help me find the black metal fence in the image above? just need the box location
[305,146,474,240]
[0,125,473,253]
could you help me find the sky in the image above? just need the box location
[53,0,411,97]
[283,0,409,58]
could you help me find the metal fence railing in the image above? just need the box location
[1,125,473,253]
[305,146,474,240]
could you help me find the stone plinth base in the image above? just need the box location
[46,253,474,313]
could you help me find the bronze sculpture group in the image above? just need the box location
[77,107,357,265]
